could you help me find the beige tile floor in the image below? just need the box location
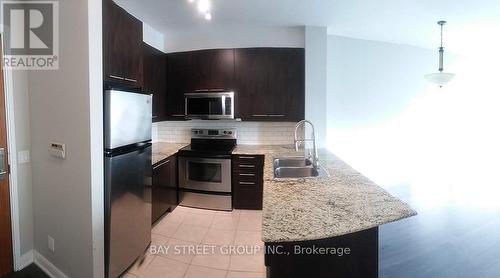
[123,206,266,278]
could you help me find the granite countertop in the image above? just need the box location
[233,145,417,243]
[152,142,188,165]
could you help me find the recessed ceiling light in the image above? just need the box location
[204,12,212,20]
[197,0,210,14]
[187,0,194,3]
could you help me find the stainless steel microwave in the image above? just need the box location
[185,91,234,120]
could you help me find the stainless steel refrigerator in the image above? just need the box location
[104,89,152,278]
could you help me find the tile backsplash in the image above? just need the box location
[153,120,302,145]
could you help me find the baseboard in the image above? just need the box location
[17,250,34,270]
[33,250,69,278]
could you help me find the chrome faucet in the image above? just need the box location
[294,120,318,168]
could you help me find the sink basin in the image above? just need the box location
[273,157,329,179]
[274,166,319,178]
[273,157,313,168]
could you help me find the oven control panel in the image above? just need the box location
[191,128,237,139]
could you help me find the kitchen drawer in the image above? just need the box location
[232,155,264,171]
[233,154,264,163]
[234,171,263,182]
[234,179,261,189]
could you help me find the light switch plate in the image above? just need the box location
[48,236,55,252]
[18,150,30,164]
[49,142,66,159]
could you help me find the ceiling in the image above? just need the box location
[116,0,500,54]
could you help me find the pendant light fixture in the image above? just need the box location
[425,21,455,87]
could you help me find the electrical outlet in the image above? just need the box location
[18,150,30,164]
[48,236,55,252]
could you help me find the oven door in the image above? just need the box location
[178,157,231,193]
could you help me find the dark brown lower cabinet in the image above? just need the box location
[152,155,178,224]
[265,227,379,278]
[232,155,264,209]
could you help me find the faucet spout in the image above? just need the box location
[294,120,318,168]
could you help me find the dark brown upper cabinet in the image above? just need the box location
[143,43,166,122]
[165,47,304,122]
[103,0,143,88]
[234,48,305,121]
[166,49,235,120]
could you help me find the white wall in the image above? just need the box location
[326,35,437,186]
[143,23,165,52]
[326,34,500,208]
[305,26,327,147]
[27,0,102,277]
[164,25,304,53]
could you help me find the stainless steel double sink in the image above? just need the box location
[273,156,329,179]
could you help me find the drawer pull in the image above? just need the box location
[108,75,125,80]
[238,156,256,159]
[268,114,285,117]
[239,181,255,185]
[252,114,268,117]
[123,77,138,83]
[153,159,170,169]
[239,164,255,168]
[239,173,255,177]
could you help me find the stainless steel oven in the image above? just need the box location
[177,128,236,211]
[185,91,234,120]
[179,157,231,192]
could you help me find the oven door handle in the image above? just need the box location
[181,157,229,164]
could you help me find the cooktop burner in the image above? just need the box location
[177,128,237,158]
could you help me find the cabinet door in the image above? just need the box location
[234,48,304,121]
[152,155,178,224]
[166,49,235,119]
[232,155,264,210]
[165,53,188,119]
[143,43,166,121]
[103,0,143,88]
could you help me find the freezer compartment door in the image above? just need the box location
[105,146,152,278]
[104,89,152,149]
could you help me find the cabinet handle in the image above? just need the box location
[108,75,137,83]
[239,164,255,168]
[123,77,138,83]
[252,115,268,117]
[239,173,255,177]
[152,116,158,119]
[108,75,125,80]
[238,156,255,159]
[153,159,170,169]
[268,114,285,117]
[239,181,256,186]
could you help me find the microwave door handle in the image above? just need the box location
[221,95,226,116]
